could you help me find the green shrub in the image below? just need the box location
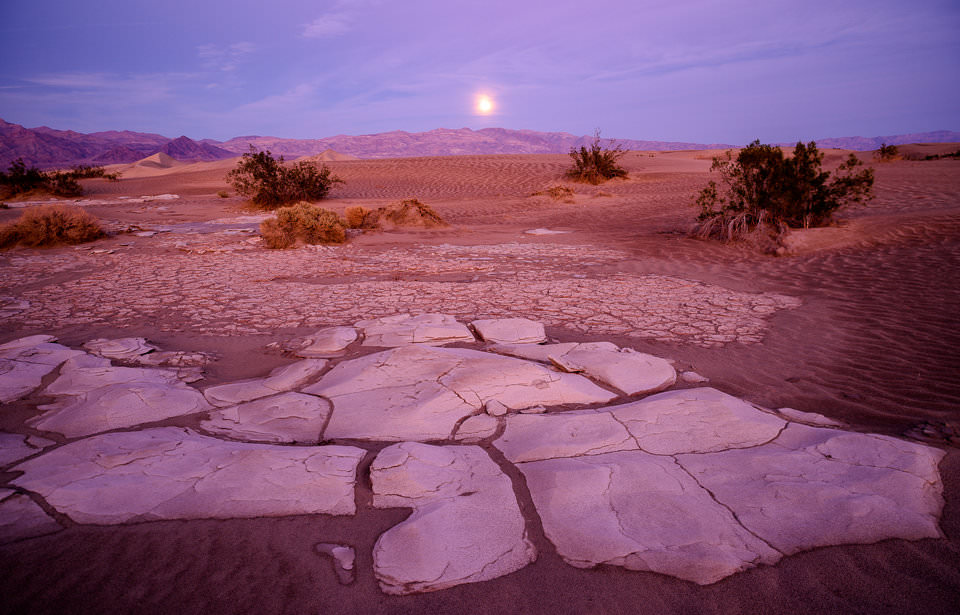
[227,147,343,209]
[694,140,874,243]
[0,160,116,198]
[565,132,628,184]
[0,204,105,249]
[875,143,899,162]
[260,202,346,249]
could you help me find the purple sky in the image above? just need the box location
[1,0,958,144]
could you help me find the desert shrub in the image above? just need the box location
[344,205,375,229]
[565,131,628,184]
[260,202,346,249]
[0,204,105,249]
[217,190,229,198]
[693,140,874,243]
[875,143,899,162]
[227,147,343,209]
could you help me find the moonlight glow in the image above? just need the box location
[475,94,494,115]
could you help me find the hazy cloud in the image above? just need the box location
[197,42,256,72]
[302,14,351,38]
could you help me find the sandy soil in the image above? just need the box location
[1,150,959,614]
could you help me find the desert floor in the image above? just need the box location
[1,149,959,614]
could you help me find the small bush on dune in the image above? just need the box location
[0,204,105,249]
[875,143,900,162]
[260,202,346,249]
[565,131,628,184]
[228,147,343,209]
[693,140,874,246]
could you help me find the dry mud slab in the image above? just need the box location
[1,152,959,614]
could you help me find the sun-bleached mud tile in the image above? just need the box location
[0,489,62,544]
[676,423,946,554]
[203,359,327,407]
[83,337,158,360]
[304,345,616,441]
[45,364,185,396]
[28,380,213,438]
[274,326,359,358]
[453,413,499,442]
[518,451,781,585]
[355,313,475,346]
[371,442,536,594]
[133,351,215,368]
[0,432,53,466]
[493,410,638,463]
[437,347,618,409]
[11,427,365,524]
[489,342,578,363]
[200,392,332,444]
[470,318,546,344]
[774,406,844,427]
[0,337,86,403]
[610,387,786,455]
[548,343,677,396]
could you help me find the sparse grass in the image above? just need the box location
[564,131,628,184]
[260,202,346,249]
[0,204,105,249]
[531,185,576,202]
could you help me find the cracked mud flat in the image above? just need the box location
[1,153,959,614]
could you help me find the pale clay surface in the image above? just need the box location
[356,313,476,346]
[548,342,677,396]
[0,323,948,593]
[200,392,332,444]
[83,337,158,360]
[370,442,536,595]
[303,345,616,441]
[470,318,547,344]
[12,427,366,524]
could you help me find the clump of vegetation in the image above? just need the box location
[227,147,343,209]
[875,143,900,162]
[259,202,346,249]
[531,185,576,202]
[374,198,448,228]
[217,190,230,198]
[693,140,874,245]
[344,205,377,229]
[565,131,628,184]
[922,149,960,161]
[0,159,119,199]
[0,204,105,249]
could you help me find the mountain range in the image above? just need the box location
[1,118,957,169]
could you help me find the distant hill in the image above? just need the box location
[0,119,231,168]
[2,117,958,168]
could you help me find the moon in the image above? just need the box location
[475,94,494,115]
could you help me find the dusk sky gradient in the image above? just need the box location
[2,0,958,144]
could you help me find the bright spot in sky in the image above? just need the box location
[475,94,494,115]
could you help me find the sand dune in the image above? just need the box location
[1,150,958,614]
